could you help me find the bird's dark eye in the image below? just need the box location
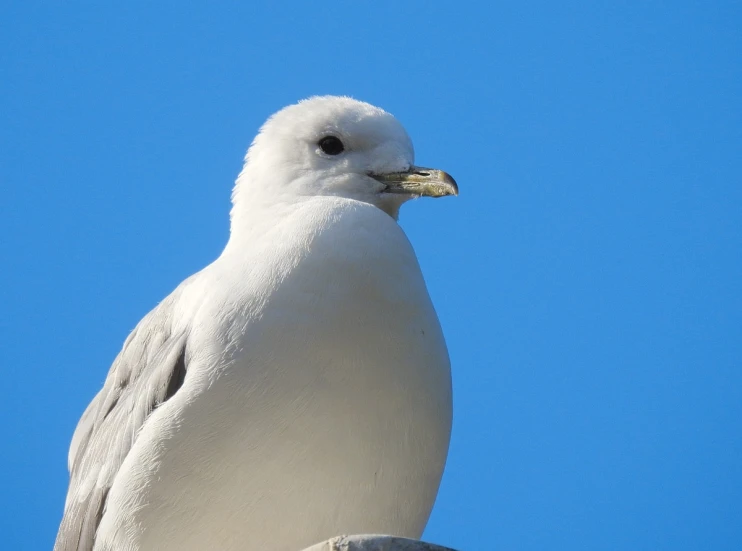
[318,136,345,155]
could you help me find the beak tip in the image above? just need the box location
[440,171,459,197]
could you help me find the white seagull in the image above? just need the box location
[55,96,457,551]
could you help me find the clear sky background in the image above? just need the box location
[1,2,740,550]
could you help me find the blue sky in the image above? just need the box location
[1,2,740,550]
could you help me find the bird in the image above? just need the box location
[55,96,457,551]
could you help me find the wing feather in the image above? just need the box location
[55,289,190,551]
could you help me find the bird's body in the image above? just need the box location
[56,97,456,551]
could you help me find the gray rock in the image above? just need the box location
[301,534,459,551]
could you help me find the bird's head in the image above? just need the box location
[231,96,457,223]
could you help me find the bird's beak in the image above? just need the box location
[371,166,458,198]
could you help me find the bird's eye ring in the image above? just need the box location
[318,136,345,156]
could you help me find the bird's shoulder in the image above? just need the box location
[69,277,181,458]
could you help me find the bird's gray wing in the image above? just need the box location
[55,288,190,551]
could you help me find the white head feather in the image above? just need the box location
[231,96,416,226]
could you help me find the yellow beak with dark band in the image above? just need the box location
[372,166,459,198]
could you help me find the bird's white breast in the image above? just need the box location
[96,198,452,551]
